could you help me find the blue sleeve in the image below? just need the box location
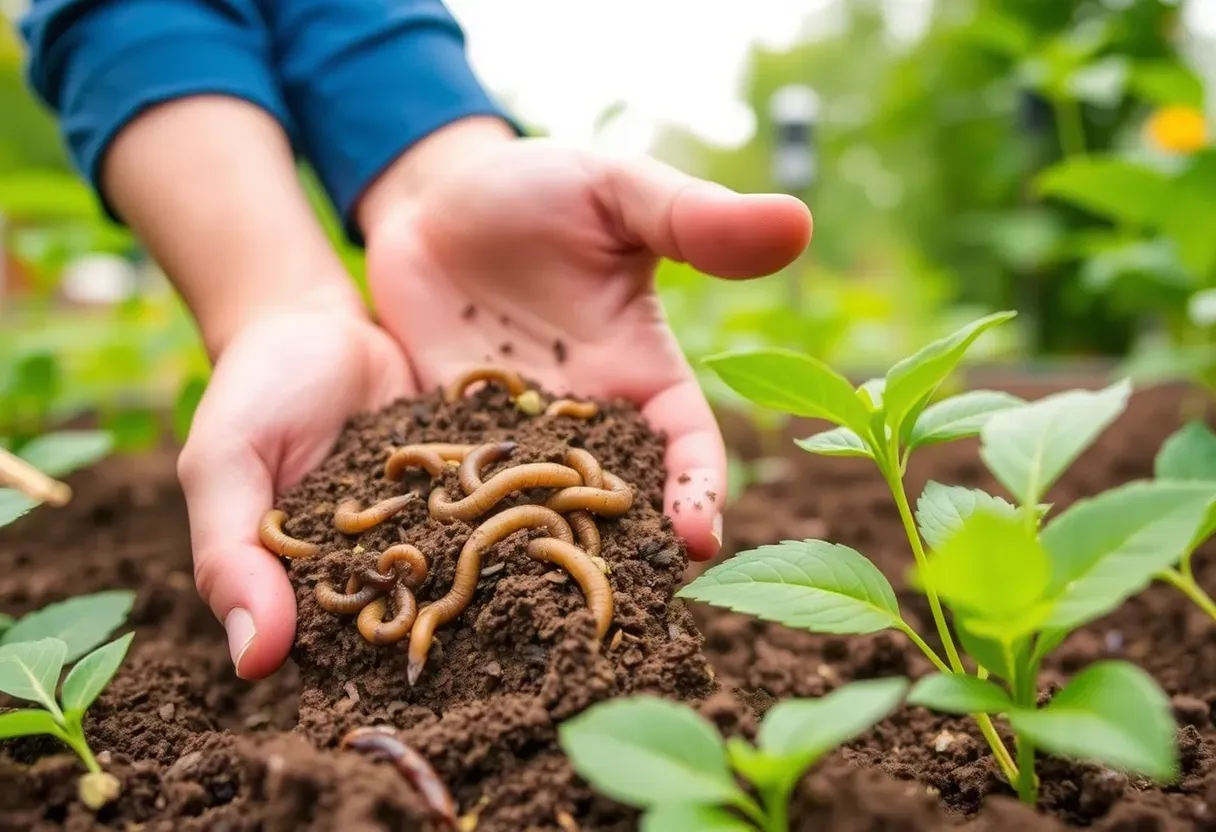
[265,0,520,241]
[20,0,293,220]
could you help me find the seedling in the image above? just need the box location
[0,590,136,809]
[1150,420,1216,619]
[558,678,907,832]
[680,312,1205,804]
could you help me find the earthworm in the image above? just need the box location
[333,494,416,534]
[444,365,528,402]
[377,544,429,589]
[340,727,456,827]
[457,441,518,494]
[567,511,601,558]
[384,446,449,480]
[427,463,583,523]
[545,471,633,517]
[527,538,613,640]
[545,399,599,420]
[407,506,574,684]
[258,509,320,558]
[563,448,604,489]
[356,582,418,645]
[316,576,382,615]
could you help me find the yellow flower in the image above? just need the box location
[1145,105,1209,154]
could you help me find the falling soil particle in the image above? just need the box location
[677,473,690,484]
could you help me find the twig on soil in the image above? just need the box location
[258,509,320,558]
[341,727,456,827]
[0,446,72,506]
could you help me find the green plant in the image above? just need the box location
[680,311,1202,804]
[1150,420,1216,618]
[0,590,136,808]
[0,429,113,527]
[558,678,907,831]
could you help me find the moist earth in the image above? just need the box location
[1,379,1215,831]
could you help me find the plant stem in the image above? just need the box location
[1159,568,1216,620]
[1015,735,1037,804]
[61,726,101,774]
[898,624,951,674]
[761,785,790,832]
[1053,96,1086,158]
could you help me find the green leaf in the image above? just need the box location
[979,381,1130,505]
[758,678,908,761]
[956,627,1022,682]
[60,632,134,717]
[882,312,1016,439]
[17,431,113,479]
[0,638,66,713]
[1041,481,1216,630]
[0,709,62,740]
[558,696,743,808]
[641,805,753,832]
[677,540,903,635]
[1131,61,1205,107]
[172,376,207,443]
[915,483,1017,551]
[857,378,886,411]
[1036,157,1172,227]
[703,349,870,431]
[909,391,1024,449]
[725,737,786,791]
[907,674,1013,715]
[795,427,872,459]
[1155,422,1216,482]
[1008,662,1176,781]
[0,489,38,527]
[0,613,12,635]
[1,590,136,663]
[925,510,1050,639]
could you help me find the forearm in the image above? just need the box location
[103,97,364,359]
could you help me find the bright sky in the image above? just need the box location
[447,0,1216,156]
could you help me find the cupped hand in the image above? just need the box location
[363,135,812,560]
[176,305,409,679]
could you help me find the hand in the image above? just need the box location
[176,303,409,679]
[360,126,812,561]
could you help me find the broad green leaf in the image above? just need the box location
[61,632,134,716]
[1008,662,1176,781]
[17,431,113,479]
[0,709,61,740]
[1,590,136,663]
[641,805,752,832]
[558,696,743,808]
[1041,481,1216,630]
[0,489,38,527]
[915,483,1017,551]
[677,540,903,635]
[725,737,786,791]
[909,391,1024,449]
[1155,422,1216,482]
[1036,157,1172,227]
[795,427,872,459]
[925,510,1049,639]
[857,378,886,411]
[0,638,66,713]
[957,626,1022,682]
[758,677,908,761]
[882,312,1016,438]
[0,613,12,635]
[703,349,870,431]
[1131,61,1205,107]
[979,381,1130,505]
[907,674,1013,715]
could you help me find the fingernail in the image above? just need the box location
[711,513,723,549]
[224,607,256,679]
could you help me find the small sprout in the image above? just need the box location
[1151,421,1216,620]
[78,771,121,810]
[514,390,544,416]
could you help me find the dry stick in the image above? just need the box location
[527,537,614,640]
[258,509,320,558]
[340,727,456,827]
[0,447,71,506]
[407,505,574,685]
[428,463,583,522]
[333,494,417,534]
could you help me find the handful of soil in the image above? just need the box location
[269,371,717,829]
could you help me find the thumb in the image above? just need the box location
[178,418,297,681]
[594,155,813,279]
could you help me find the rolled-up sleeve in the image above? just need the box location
[20,0,292,218]
[266,0,518,240]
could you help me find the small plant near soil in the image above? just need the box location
[0,429,113,527]
[680,311,1211,804]
[1151,420,1216,619]
[558,678,908,832]
[0,590,136,809]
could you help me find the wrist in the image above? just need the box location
[355,115,515,238]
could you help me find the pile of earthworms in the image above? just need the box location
[256,365,629,687]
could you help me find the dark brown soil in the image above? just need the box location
[2,379,1215,830]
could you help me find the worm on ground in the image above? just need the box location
[340,727,456,827]
[377,543,429,589]
[316,575,382,615]
[384,446,449,480]
[258,509,320,558]
[457,441,518,495]
[444,366,528,403]
[427,463,582,523]
[407,505,574,685]
[527,538,613,640]
[567,511,601,558]
[545,471,633,517]
[545,399,599,420]
[334,494,417,535]
[356,582,419,645]
[563,448,603,489]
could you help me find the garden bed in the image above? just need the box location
[1,377,1214,831]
